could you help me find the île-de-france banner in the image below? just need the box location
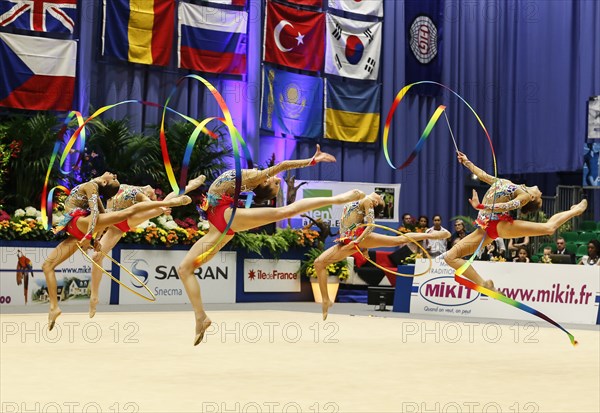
[405,0,443,96]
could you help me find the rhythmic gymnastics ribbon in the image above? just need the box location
[41,99,216,230]
[348,223,433,277]
[158,74,254,268]
[385,81,577,345]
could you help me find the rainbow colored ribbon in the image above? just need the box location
[158,74,254,267]
[41,98,221,230]
[385,81,577,345]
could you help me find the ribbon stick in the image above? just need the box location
[385,81,577,345]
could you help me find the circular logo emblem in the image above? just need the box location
[345,35,364,65]
[409,15,438,64]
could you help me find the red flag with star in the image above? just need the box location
[263,0,324,72]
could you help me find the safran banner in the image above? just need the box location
[409,259,600,325]
[0,0,77,33]
[178,2,247,75]
[405,0,443,96]
[327,0,382,17]
[261,66,323,139]
[118,249,236,304]
[0,32,76,111]
[325,13,382,80]
[325,77,381,143]
[264,0,324,72]
[102,0,175,66]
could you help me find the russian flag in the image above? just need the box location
[178,2,247,75]
[0,32,76,111]
[102,0,174,66]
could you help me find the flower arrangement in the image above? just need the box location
[540,254,552,264]
[299,247,349,281]
[401,252,423,265]
[490,255,507,262]
[120,214,207,247]
[0,206,322,253]
[0,206,55,241]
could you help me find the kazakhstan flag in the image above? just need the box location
[260,66,323,139]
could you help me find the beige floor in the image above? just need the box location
[1,308,599,413]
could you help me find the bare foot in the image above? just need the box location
[167,195,192,207]
[89,297,98,318]
[322,299,333,321]
[194,316,212,346]
[482,279,498,294]
[48,307,62,331]
[570,199,588,215]
[336,190,365,204]
[189,175,206,191]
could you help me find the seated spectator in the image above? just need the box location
[508,236,530,260]
[553,237,576,264]
[425,214,449,257]
[417,215,429,232]
[541,246,553,264]
[478,238,506,261]
[578,239,600,266]
[513,247,530,263]
[448,219,470,249]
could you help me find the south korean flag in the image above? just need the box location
[325,13,382,81]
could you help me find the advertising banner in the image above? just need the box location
[292,180,400,225]
[243,259,301,292]
[410,259,600,324]
[0,246,112,306]
[118,249,236,304]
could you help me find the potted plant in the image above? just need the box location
[299,247,349,303]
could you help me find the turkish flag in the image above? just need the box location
[264,1,324,72]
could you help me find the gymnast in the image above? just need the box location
[42,172,192,329]
[314,192,451,320]
[88,175,206,318]
[177,144,365,345]
[443,152,587,290]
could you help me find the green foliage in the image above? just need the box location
[298,247,349,280]
[231,229,293,259]
[0,114,63,210]
[81,118,164,186]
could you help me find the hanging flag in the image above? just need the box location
[102,0,174,66]
[0,0,77,34]
[260,66,323,139]
[178,2,247,75]
[325,77,380,143]
[283,0,322,7]
[202,0,246,6]
[327,0,382,17]
[0,32,76,111]
[264,1,324,72]
[325,13,382,81]
[405,0,443,96]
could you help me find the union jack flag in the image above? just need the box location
[0,0,77,34]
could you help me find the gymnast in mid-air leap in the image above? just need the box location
[443,151,587,290]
